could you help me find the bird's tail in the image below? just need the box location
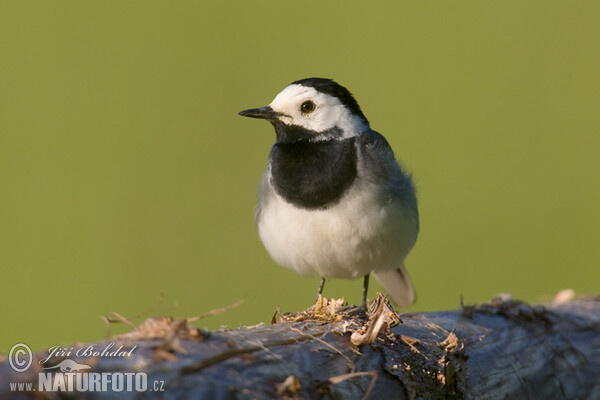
[372,265,416,307]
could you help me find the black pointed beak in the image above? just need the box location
[238,106,282,120]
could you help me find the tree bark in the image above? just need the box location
[1,293,599,399]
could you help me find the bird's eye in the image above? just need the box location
[300,100,316,114]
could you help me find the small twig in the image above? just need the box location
[181,336,315,375]
[103,312,137,329]
[288,327,355,369]
[102,296,244,339]
[132,291,166,320]
[187,297,245,322]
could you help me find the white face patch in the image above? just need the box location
[268,84,369,137]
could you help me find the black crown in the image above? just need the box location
[291,78,368,123]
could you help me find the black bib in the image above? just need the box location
[269,137,358,209]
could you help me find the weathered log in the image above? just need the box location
[1,292,599,399]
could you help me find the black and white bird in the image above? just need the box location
[239,78,419,308]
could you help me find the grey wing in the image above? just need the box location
[255,166,272,224]
[356,130,419,231]
[357,130,419,307]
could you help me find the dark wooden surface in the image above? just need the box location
[1,293,599,399]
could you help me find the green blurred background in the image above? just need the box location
[1,1,599,352]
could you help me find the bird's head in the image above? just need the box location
[239,78,370,142]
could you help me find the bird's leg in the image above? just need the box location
[361,274,370,309]
[315,277,326,303]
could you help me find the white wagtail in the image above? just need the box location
[239,78,419,308]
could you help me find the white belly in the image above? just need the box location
[257,179,418,279]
